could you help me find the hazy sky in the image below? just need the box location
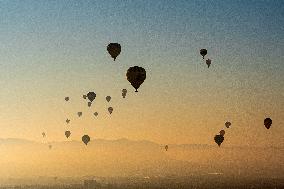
[0,0,283,146]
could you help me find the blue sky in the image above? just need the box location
[0,0,283,145]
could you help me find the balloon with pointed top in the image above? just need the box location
[200,49,207,59]
[206,59,211,68]
[264,118,272,129]
[219,130,225,136]
[225,121,231,128]
[65,131,71,138]
[126,66,146,92]
[86,92,96,102]
[106,96,111,102]
[108,107,113,114]
[77,112,82,117]
[214,134,224,147]
[122,89,127,98]
[94,112,98,116]
[107,43,121,61]
[65,97,69,101]
[82,135,90,145]
[165,145,168,151]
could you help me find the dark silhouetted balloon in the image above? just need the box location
[200,49,207,59]
[107,43,121,61]
[206,59,211,68]
[83,95,87,99]
[65,97,69,101]
[165,145,168,151]
[94,112,98,116]
[225,121,231,128]
[77,112,82,117]
[49,144,52,149]
[65,131,71,138]
[87,92,96,102]
[219,130,225,136]
[126,66,146,92]
[82,135,90,145]
[122,89,127,98]
[214,135,224,147]
[66,119,70,124]
[108,107,113,114]
[264,118,272,129]
[106,96,111,102]
[42,132,46,138]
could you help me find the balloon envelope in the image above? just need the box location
[219,130,225,136]
[106,96,111,102]
[165,145,168,151]
[107,43,121,61]
[225,121,231,128]
[49,145,52,149]
[42,132,46,137]
[87,92,96,102]
[65,131,71,138]
[264,118,272,129]
[126,66,146,92]
[82,135,90,145]
[66,119,70,124]
[108,107,113,114]
[214,135,224,147]
[65,97,69,101]
[200,49,207,59]
[122,89,127,98]
[77,112,82,117]
[94,112,98,116]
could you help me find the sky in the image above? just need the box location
[0,0,283,147]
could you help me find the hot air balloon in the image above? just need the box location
[49,144,52,149]
[214,135,224,147]
[107,43,121,61]
[219,130,225,136]
[108,107,113,114]
[206,59,211,68]
[65,131,71,138]
[200,49,207,59]
[225,121,231,128]
[42,132,46,138]
[126,66,146,92]
[86,92,96,102]
[82,135,90,145]
[122,89,127,98]
[94,112,98,116]
[264,118,272,129]
[106,96,111,102]
[77,112,82,117]
[65,97,69,101]
[66,119,70,124]
[165,145,168,151]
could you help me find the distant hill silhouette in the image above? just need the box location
[0,137,283,179]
